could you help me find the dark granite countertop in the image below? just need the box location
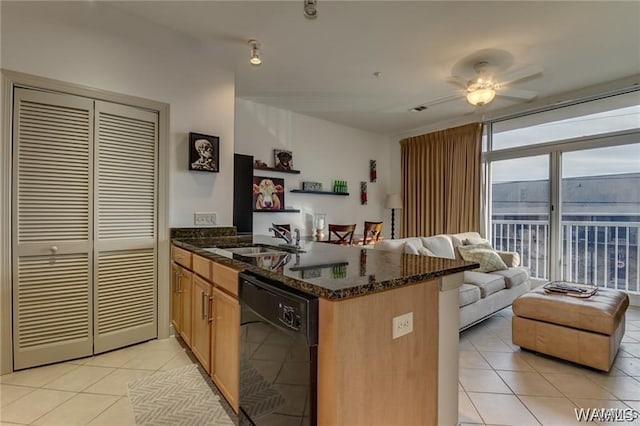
[172,235,479,300]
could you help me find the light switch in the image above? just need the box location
[194,212,217,226]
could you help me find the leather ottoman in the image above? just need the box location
[512,286,629,371]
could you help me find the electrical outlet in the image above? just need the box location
[194,212,217,226]
[392,312,413,339]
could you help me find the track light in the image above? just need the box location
[303,0,317,19]
[248,39,262,66]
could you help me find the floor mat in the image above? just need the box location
[128,364,235,425]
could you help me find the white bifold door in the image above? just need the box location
[12,88,158,370]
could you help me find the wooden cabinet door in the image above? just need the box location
[211,287,240,413]
[171,263,182,334]
[179,269,193,347]
[191,275,212,373]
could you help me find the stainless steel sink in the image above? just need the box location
[225,247,284,255]
[203,245,290,259]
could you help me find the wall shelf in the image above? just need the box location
[290,189,349,196]
[253,209,301,213]
[253,166,301,174]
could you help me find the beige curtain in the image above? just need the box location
[400,122,482,237]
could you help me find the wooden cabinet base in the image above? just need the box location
[317,280,439,426]
[211,287,240,413]
[192,275,212,373]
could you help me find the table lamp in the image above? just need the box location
[385,194,402,239]
[313,213,326,241]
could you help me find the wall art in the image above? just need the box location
[274,149,293,170]
[370,159,377,182]
[253,176,285,210]
[189,132,219,172]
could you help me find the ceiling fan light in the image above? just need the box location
[466,87,496,106]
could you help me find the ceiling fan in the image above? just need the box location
[409,61,543,111]
[453,61,542,106]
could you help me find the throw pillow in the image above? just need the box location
[457,244,508,273]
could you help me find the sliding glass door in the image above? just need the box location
[490,155,550,280]
[484,90,639,292]
[561,144,640,292]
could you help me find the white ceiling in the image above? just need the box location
[16,1,640,136]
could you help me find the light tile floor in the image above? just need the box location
[459,306,640,426]
[0,338,197,425]
[1,306,639,425]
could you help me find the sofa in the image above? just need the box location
[374,232,531,330]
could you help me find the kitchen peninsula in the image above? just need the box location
[171,231,478,426]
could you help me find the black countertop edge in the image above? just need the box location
[171,237,479,301]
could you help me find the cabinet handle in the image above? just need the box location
[208,295,214,323]
[201,291,206,320]
[50,246,59,254]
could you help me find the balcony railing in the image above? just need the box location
[491,219,639,294]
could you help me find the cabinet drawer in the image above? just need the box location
[172,245,192,269]
[211,262,240,297]
[193,254,212,281]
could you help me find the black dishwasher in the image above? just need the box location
[238,272,318,426]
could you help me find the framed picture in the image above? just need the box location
[189,132,219,172]
[302,181,322,191]
[274,149,293,170]
[253,176,285,210]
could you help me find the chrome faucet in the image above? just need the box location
[269,227,301,248]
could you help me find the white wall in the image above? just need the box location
[236,99,394,238]
[1,3,235,227]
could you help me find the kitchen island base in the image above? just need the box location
[318,274,460,426]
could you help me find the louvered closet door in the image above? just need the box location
[12,88,94,370]
[93,101,158,354]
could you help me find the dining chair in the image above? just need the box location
[363,221,383,245]
[328,224,356,245]
[271,223,291,237]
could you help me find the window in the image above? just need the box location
[491,156,550,279]
[484,90,640,293]
[561,144,640,292]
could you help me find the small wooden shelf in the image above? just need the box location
[291,189,349,196]
[253,166,301,174]
[253,209,301,213]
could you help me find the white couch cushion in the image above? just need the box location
[404,242,419,255]
[418,246,435,256]
[374,239,406,253]
[459,284,481,307]
[463,271,506,298]
[421,235,455,259]
[450,232,488,260]
[451,232,484,247]
[489,267,529,288]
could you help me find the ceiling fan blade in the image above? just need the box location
[417,93,464,108]
[496,65,543,86]
[445,75,468,89]
[498,88,538,100]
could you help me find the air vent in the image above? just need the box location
[409,105,428,112]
